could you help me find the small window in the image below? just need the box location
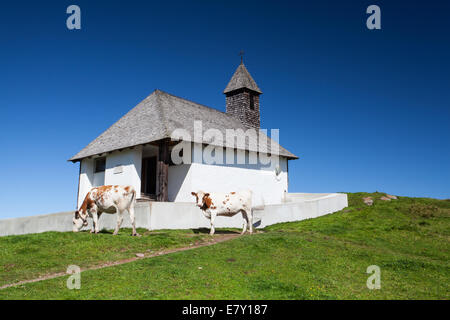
[95,157,106,173]
[250,95,255,110]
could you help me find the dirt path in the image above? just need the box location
[0,233,240,290]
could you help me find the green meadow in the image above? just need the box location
[0,192,448,299]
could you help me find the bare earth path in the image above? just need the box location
[0,233,240,290]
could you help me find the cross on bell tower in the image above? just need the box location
[239,50,245,64]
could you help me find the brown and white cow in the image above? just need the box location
[191,190,253,235]
[73,185,139,236]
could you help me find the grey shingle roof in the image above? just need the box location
[69,90,297,161]
[223,63,262,94]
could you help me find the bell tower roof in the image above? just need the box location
[223,62,262,94]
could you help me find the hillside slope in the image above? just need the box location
[0,192,449,299]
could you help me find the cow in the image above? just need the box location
[191,190,253,235]
[73,185,139,236]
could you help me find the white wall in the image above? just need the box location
[78,143,290,206]
[0,202,151,237]
[168,143,289,205]
[0,193,348,236]
[78,159,94,208]
[168,164,193,202]
[105,147,142,197]
[77,147,142,208]
[149,193,348,230]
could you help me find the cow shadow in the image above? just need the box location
[79,229,113,234]
[191,228,240,235]
[98,229,113,234]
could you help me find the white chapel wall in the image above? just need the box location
[79,142,289,206]
[169,142,289,205]
[78,158,94,208]
[104,147,142,197]
[168,164,193,202]
[77,147,143,207]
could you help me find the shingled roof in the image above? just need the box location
[69,90,297,162]
[223,62,262,94]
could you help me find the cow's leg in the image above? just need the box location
[91,211,100,234]
[128,205,140,237]
[247,209,253,234]
[113,210,124,235]
[90,213,95,233]
[241,210,248,235]
[96,212,102,233]
[209,212,216,235]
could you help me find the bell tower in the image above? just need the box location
[224,61,262,129]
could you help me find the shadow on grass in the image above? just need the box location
[78,229,140,235]
[191,228,240,235]
[98,229,113,234]
[77,230,114,235]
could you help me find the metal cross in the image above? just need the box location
[239,50,245,64]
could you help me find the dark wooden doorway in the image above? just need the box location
[141,156,157,198]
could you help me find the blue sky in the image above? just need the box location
[1,0,449,218]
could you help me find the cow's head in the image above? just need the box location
[72,209,88,232]
[191,191,211,210]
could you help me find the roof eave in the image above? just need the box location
[223,87,263,95]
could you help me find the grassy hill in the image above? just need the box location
[0,192,448,299]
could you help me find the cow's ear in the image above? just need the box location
[191,192,196,196]
[75,211,80,219]
[204,193,210,198]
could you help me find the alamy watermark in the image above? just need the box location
[66,5,81,30]
[65,5,380,31]
[366,265,381,289]
[66,265,81,289]
[170,121,280,167]
[366,5,381,30]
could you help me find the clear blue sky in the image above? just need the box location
[1,0,449,218]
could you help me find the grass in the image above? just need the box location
[0,228,212,288]
[0,192,449,299]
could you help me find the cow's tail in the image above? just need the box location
[130,187,137,208]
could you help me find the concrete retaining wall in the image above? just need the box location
[0,193,348,237]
